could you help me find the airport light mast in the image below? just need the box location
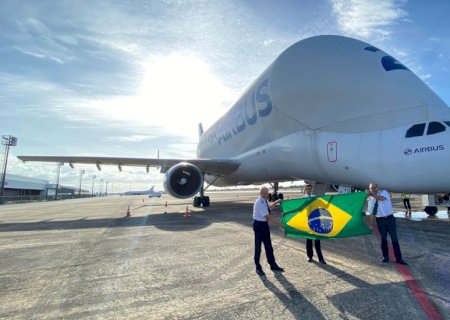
[0,135,17,204]
[91,175,96,197]
[78,169,85,198]
[54,163,63,200]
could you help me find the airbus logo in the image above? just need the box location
[404,145,444,156]
[200,78,273,147]
[403,148,412,156]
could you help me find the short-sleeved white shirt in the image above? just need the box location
[253,196,269,221]
[367,190,394,217]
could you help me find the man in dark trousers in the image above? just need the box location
[367,183,408,265]
[253,186,284,276]
[303,184,326,264]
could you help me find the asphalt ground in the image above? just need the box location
[0,191,448,319]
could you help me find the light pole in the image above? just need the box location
[78,169,85,198]
[99,178,104,197]
[91,175,96,197]
[0,135,18,204]
[105,181,109,197]
[54,163,63,200]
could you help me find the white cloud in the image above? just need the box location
[330,0,408,41]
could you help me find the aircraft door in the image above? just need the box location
[327,141,337,162]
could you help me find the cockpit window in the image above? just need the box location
[381,56,410,72]
[444,121,450,128]
[406,123,425,138]
[364,46,379,52]
[427,121,446,135]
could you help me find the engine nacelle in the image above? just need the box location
[163,162,204,198]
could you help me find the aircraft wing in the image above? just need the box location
[17,156,241,176]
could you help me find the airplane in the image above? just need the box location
[122,186,162,197]
[18,35,450,213]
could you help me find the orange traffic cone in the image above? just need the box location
[126,206,131,217]
[183,206,190,218]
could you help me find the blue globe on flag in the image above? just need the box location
[308,208,333,234]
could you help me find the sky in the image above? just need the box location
[1,0,449,193]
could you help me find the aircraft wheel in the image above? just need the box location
[203,196,210,207]
[193,197,201,207]
[424,206,438,215]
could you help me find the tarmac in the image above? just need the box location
[0,190,448,319]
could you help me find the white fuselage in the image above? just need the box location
[197,35,450,194]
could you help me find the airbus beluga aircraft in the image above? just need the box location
[18,35,450,211]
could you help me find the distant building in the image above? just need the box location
[0,173,89,202]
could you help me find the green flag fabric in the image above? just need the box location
[280,192,371,240]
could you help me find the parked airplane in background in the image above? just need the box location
[18,35,450,213]
[122,186,162,197]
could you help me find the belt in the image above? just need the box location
[254,220,268,223]
[376,214,393,219]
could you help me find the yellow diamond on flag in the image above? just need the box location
[286,198,352,237]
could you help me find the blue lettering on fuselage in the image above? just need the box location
[413,145,445,153]
[199,79,272,150]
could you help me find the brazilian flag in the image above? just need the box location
[280,192,371,240]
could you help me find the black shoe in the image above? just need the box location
[382,258,390,263]
[270,265,284,272]
[319,259,327,265]
[396,260,408,265]
[307,258,313,262]
[256,269,265,276]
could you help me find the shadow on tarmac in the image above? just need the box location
[261,272,326,319]
[0,213,213,232]
[0,200,253,233]
[323,263,422,319]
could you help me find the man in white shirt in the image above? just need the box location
[253,186,284,276]
[367,183,408,265]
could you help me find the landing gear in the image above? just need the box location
[193,195,210,207]
[268,182,284,202]
[193,180,210,208]
[424,206,438,215]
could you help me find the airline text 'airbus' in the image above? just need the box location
[18,35,450,212]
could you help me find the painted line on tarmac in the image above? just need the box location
[373,225,443,320]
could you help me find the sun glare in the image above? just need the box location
[94,54,235,138]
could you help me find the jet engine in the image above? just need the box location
[163,162,204,198]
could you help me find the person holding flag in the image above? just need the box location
[280,186,371,244]
[253,186,284,276]
[303,184,327,264]
[367,183,408,265]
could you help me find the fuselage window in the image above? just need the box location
[427,121,446,135]
[405,123,425,138]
